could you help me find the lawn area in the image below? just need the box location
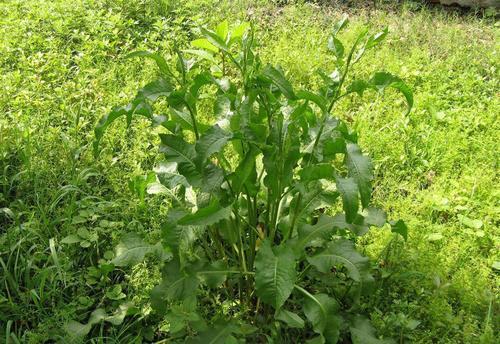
[1,0,498,343]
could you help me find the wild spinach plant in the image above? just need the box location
[95,18,412,343]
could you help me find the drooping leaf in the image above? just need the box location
[262,65,296,100]
[303,293,341,343]
[275,309,305,329]
[93,98,152,156]
[346,143,373,209]
[297,215,340,251]
[296,90,328,114]
[307,239,373,285]
[255,240,296,310]
[336,176,359,223]
[178,199,232,226]
[126,50,172,77]
[370,72,413,114]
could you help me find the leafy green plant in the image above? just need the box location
[94,18,412,342]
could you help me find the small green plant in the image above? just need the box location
[95,18,412,342]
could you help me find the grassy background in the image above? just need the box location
[1,0,498,342]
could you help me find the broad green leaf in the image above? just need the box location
[336,177,359,223]
[303,293,341,343]
[154,161,189,189]
[61,234,80,244]
[297,215,340,251]
[307,239,373,284]
[390,219,408,241]
[370,72,413,114]
[111,233,167,267]
[255,240,296,310]
[275,309,305,329]
[198,260,229,288]
[230,22,250,42]
[215,20,229,41]
[200,27,230,52]
[159,134,201,185]
[299,163,335,182]
[347,80,372,96]
[262,65,296,100]
[93,99,152,156]
[184,49,217,64]
[151,259,199,313]
[126,50,171,77]
[457,214,483,229]
[178,199,232,226]
[296,90,327,114]
[364,207,387,227]
[191,38,219,53]
[186,320,239,344]
[137,78,173,102]
[231,145,258,194]
[350,316,395,344]
[195,125,232,167]
[346,143,373,209]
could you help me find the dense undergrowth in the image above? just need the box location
[1,0,498,343]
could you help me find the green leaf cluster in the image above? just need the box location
[94,18,412,342]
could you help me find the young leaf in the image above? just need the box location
[336,176,359,223]
[307,239,373,285]
[327,36,344,59]
[346,143,373,209]
[255,240,296,310]
[332,15,349,36]
[366,27,389,50]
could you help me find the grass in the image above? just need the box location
[1,0,498,342]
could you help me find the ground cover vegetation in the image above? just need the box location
[0,0,498,343]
